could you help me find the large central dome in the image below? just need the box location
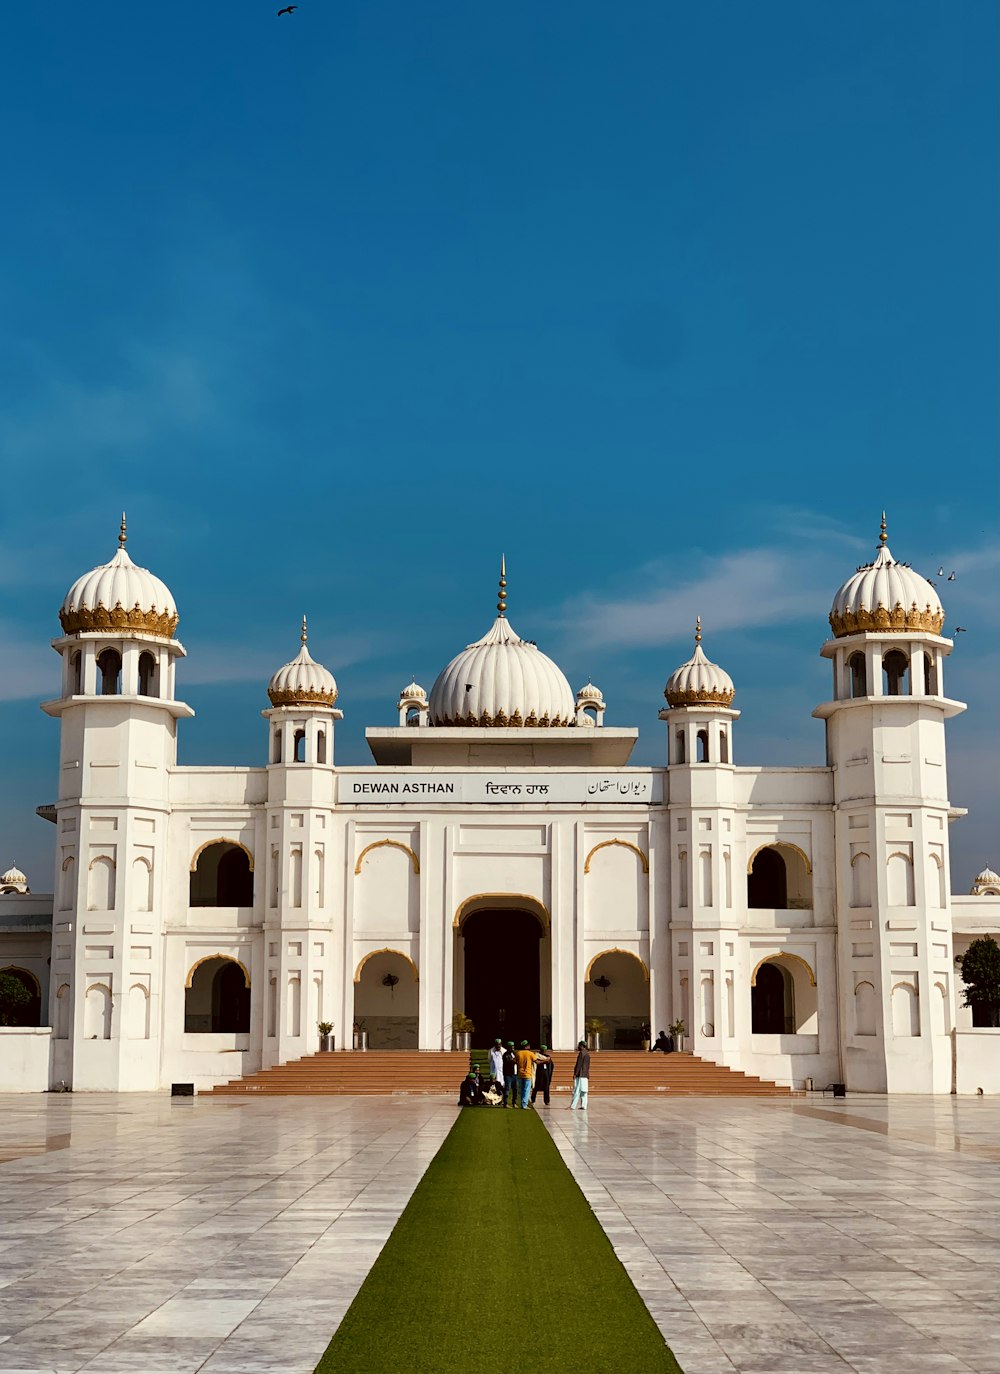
[428,562,576,727]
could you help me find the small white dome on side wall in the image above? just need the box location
[971,866,1000,896]
[0,864,29,893]
[829,516,944,638]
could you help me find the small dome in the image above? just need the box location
[830,516,944,638]
[665,620,735,707]
[428,562,576,727]
[60,516,178,640]
[399,680,428,704]
[268,618,338,707]
[1,863,27,889]
[576,682,604,704]
[971,866,1000,895]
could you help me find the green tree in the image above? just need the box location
[0,971,31,1026]
[958,936,1000,1028]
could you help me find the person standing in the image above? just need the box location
[515,1040,550,1109]
[501,1040,518,1108]
[531,1044,554,1106]
[569,1040,590,1109]
[488,1037,505,1089]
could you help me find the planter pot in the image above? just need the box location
[319,1034,334,1052]
[353,1030,369,1051]
[454,1031,472,1052]
[675,1036,685,1053]
[586,1033,601,1051]
[641,1040,651,1053]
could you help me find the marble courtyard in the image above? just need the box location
[0,1093,996,1374]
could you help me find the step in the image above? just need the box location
[208,1050,795,1097]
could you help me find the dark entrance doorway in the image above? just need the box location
[462,908,542,1045]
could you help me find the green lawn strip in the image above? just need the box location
[315,1108,684,1374]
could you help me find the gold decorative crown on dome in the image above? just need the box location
[829,515,944,638]
[59,515,179,640]
[267,617,339,707]
[428,559,577,727]
[664,619,735,707]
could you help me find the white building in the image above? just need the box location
[1,515,998,1094]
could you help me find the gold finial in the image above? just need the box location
[118,512,127,548]
[497,555,507,618]
[300,615,308,645]
[879,511,887,546]
[695,615,702,645]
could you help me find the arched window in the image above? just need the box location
[138,651,158,697]
[675,730,686,764]
[849,652,867,698]
[883,649,909,697]
[751,962,792,1033]
[184,957,250,1033]
[0,966,42,1027]
[293,729,306,764]
[696,729,709,763]
[190,842,254,907]
[70,650,82,694]
[748,848,787,908]
[96,648,122,696]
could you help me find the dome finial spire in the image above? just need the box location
[695,615,702,645]
[119,512,127,548]
[879,511,887,546]
[300,614,308,645]
[497,555,507,618]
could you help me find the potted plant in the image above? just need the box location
[352,1018,369,1051]
[453,1011,474,1052]
[317,1021,334,1052]
[669,1018,686,1053]
[585,1017,607,1051]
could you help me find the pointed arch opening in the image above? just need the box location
[184,956,251,1033]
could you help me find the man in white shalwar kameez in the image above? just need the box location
[488,1037,505,1089]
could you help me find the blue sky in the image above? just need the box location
[1,2,996,887]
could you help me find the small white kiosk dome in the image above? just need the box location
[971,867,1000,896]
[665,620,735,707]
[0,864,28,894]
[830,516,943,638]
[428,561,576,727]
[267,618,339,707]
[60,515,178,640]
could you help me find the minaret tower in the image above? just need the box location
[261,619,342,1068]
[814,516,965,1092]
[659,620,740,1062]
[42,516,193,1090]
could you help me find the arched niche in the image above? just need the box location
[584,949,649,1049]
[190,840,254,907]
[353,949,419,1049]
[750,953,817,1034]
[184,955,251,1033]
[747,843,812,910]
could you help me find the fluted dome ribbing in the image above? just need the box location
[830,520,943,638]
[1,864,27,886]
[60,518,178,640]
[428,564,575,727]
[665,622,735,707]
[268,621,338,707]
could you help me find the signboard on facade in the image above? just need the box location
[338,772,658,804]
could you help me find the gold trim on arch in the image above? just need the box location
[189,837,255,873]
[750,952,817,988]
[585,948,650,984]
[353,948,419,984]
[354,839,420,875]
[453,892,550,932]
[583,839,649,874]
[746,841,813,875]
[184,954,251,989]
[0,965,41,998]
[850,851,870,867]
[853,979,875,994]
[891,980,918,995]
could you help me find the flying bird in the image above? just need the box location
[947,571,956,581]
[954,626,966,634]
[277,5,297,14]
[937,567,945,576]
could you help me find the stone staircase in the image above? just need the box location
[208,1049,795,1097]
